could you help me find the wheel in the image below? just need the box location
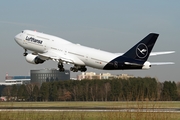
[62,68,65,72]
[59,68,65,72]
[58,65,63,69]
[70,67,73,71]
[83,67,87,72]
[23,53,28,56]
[81,67,87,72]
[72,68,78,72]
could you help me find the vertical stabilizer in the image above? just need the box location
[122,33,159,61]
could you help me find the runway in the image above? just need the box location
[0,108,180,113]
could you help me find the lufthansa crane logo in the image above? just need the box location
[136,43,148,58]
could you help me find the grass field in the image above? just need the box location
[0,101,180,120]
[0,111,180,120]
[0,101,180,108]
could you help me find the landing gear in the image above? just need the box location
[58,63,65,72]
[70,65,87,72]
[70,67,78,72]
[81,67,87,72]
[58,63,87,72]
[23,49,28,56]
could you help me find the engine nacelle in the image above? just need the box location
[25,53,45,64]
[142,61,151,70]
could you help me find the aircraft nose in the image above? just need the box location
[14,33,20,42]
[14,35,18,42]
[14,33,22,45]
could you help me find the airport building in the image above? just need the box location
[77,72,134,80]
[31,69,70,85]
[2,69,70,86]
[5,74,30,85]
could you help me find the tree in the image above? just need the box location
[177,82,180,100]
[49,82,58,101]
[11,85,18,101]
[40,82,49,101]
[63,91,72,101]
[104,81,111,101]
[26,83,35,101]
[89,80,96,101]
[17,84,28,101]
[32,85,39,101]
[2,86,12,101]
[171,81,178,100]
[161,81,178,101]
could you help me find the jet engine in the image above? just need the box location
[25,53,45,64]
[142,61,151,69]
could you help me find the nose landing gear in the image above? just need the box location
[23,49,28,56]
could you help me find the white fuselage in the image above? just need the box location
[15,30,119,69]
[14,30,175,71]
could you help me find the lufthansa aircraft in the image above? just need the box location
[14,30,174,72]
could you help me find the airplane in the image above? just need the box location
[14,30,175,72]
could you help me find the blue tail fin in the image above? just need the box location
[122,33,159,61]
[103,33,159,70]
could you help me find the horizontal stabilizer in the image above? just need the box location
[114,51,175,56]
[150,51,175,56]
[151,62,174,65]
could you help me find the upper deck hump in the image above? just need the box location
[23,30,72,44]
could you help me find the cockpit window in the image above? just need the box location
[22,31,24,33]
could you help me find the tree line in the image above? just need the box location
[1,77,179,101]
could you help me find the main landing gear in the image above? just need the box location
[58,63,87,72]
[70,65,87,72]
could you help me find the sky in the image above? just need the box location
[0,1,179,82]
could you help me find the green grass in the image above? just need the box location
[0,101,180,120]
[0,111,180,120]
[0,101,180,108]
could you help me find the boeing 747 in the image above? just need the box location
[14,30,174,72]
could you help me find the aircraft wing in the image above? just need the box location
[38,50,85,65]
[38,51,73,63]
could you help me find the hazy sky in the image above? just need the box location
[0,1,179,82]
